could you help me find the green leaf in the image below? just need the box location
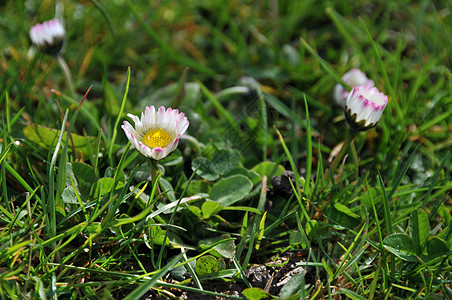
[255,211,267,250]
[23,123,98,157]
[148,223,191,248]
[279,272,305,299]
[71,162,96,198]
[409,209,429,255]
[326,203,361,229]
[211,150,240,175]
[210,175,253,206]
[201,200,224,219]
[188,206,202,218]
[289,230,304,247]
[383,233,418,262]
[252,161,285,179]
[149,225,169,245]
[160,149,183,167]
[62,186,78,204]
[243,287,273,300]
[224,167,262,185]
[199,235,236,259]
[333,203,360,219]
[426,237,450,256]
[195,255,220,275]
[361,187,380,208]
[182,180,211,196]
[85,222,101,235]
[160,149,184,174]
[322,258,334,280]
[93,177,124,197]
[192,157,219,181]
[159,177,176,202]
[305,220,319,239]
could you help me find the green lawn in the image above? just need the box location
[1,0,451,299]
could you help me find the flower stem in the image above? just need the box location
[149,159,161,195]
[350,139,360,176]
[326,129,359,182]
[56,54,75,98]
[331,129,358,172]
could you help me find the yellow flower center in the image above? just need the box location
[142,128,171,148]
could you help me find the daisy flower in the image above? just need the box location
[345,85,388,131]
[29,19,65,55]
[122,106,189,160]
[333,69,375,107]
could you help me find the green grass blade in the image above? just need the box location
[108,67,130,165]
[88,0,117,39]
[48,109,69,238]
[325,7,366,65]
[423,152,450,210]
[198,81,239,132]
[359,17,403,121]
[300,37,349,89]
[123,253,183,300]
[388,143,420,200]
[264,93,307,128]
[304,94,312,196]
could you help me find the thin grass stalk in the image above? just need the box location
[259,90,268,162]
[108,67,130,165]
[56,54,75,98]
[49,263,243,299]
[1,141,11,213]
[278,129,334,262]
[182,248,202,290]
[359,18,403,122]
[423,151,450,210]
[304,94,312,196]
[241,222,256,273]
[198,81,240,133]
[48,109,68,238]
[330,130,358,175]
[350,140,359,175]
[156,166,200,268]
[88,0,117,38]
[171,67,189,108]
[123,253,184,300]
[333,224,366,279]
[58,92,107,144]
[377,173,395,279]
[388,143,420,201]
[276,128,302,199]
[325,8,367,66]
[56,85,92,211]
[300,37,349,90]
[290,97,298,168]
[233,256,252,288]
